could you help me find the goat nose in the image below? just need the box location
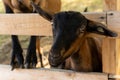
[50,49,61,58]
[52,53,61,58]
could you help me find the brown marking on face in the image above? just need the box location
[70,39,92,71]
[63,33,88,59]
[63,35,102,71]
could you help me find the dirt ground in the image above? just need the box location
[0,36,53,68]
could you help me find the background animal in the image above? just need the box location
[2,0,61,70]
[31,3,117,72]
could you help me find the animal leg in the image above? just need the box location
[3,5,24,70]
[25,36,37,68]
[11,35,24,70]
[36,37,44,67]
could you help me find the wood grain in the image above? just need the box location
[107,11,120,34]
[102,37,120,76]
[0,14,52,36]
[104,0,117,11]
[0,13,106,36]
[0,65,108,80]
[102,38,116,74]
[83,12,106,23]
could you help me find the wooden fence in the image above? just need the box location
[0,11,120,80]
[0,65,108,80]
[0,11,120,36]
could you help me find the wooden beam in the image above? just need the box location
[0,65,108,80]
[103,0,120,77]
[0,14,52,36]
[0,13,106,36]
[83,12,106,23]
[107,11,120,37]
[0,12,118,36]
[102,37,120,75]
[109,74,120,79]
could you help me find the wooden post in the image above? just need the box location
[102,38,120,74]
[104,0,120,11]
[117,0,120,11]
[103,0,117,11]
[103,0,120,11]
[102,38,120,80]
[102,1,120,80]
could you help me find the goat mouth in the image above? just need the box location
[48,55,64,67]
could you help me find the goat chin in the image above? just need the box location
[50,62,65,69]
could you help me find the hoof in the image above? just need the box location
[11,61,24,70]
[24,63,36,69]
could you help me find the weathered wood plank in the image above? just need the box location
[0,14,52,36]
[0,12,118,36]
[117,0,120,11]
[107,11,120,36]
[109,74,120,79]
[0,65,108,80]
[103,1,120,79]
[102,38,117,74]
[102,38,120,75]
[0,12,106,36]
[83,12,106,23]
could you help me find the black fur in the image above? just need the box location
[3,1,37,70]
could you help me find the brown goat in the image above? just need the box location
[31,3,117,72]
[2,0,61,70]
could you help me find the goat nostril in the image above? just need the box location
[49,50,63,67]
[52,53,61,58]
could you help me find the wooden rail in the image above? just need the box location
[0,12,119,36]
[0,14,52,36]
[1,64,120,80]
[0,65,108,80]
[0,11,120,80]
[0,12,106,36]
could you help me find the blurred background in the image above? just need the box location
[0,0,103,13]
[0,0,103,67]
[61,0,103,12]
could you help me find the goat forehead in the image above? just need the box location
[54,11,87,30]
[55,11,86,22]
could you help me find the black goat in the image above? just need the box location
[32,2,117,72]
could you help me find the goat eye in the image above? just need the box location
[97,27,104,33]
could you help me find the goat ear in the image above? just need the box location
[31,1,52,21]
[86,20,117,37]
